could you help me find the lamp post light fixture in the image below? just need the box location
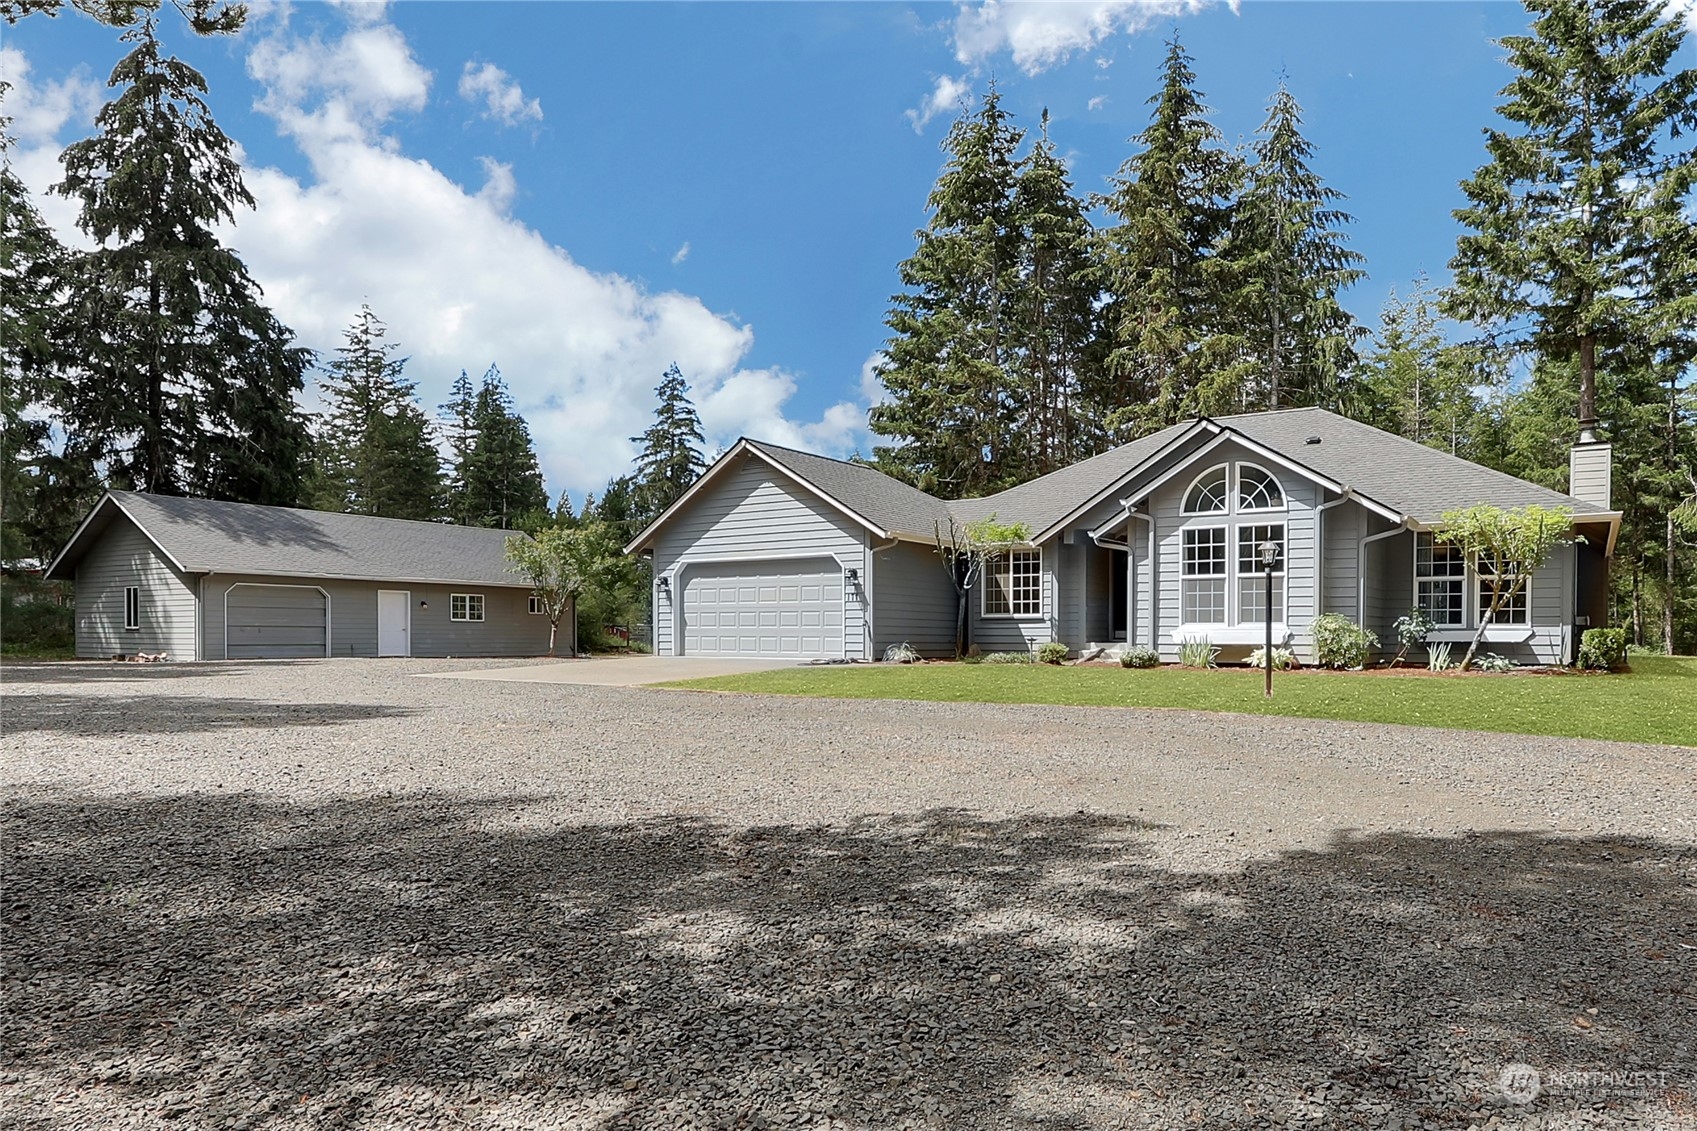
[1258,539,1279,698]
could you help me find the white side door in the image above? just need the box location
[377,589,411,657]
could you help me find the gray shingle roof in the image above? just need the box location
[1215,407,1601,524]
[48,491,533,586]
[744,440,956,538]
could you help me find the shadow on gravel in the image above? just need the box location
[2,695,413,735]
[3,794,1692,1130]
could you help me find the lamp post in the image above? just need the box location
[1258,539,1279,698]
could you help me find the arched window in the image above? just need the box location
[1237,464,1284,511]
[1182,465,1229,514]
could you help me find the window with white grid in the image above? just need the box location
[1181,527,1228,623]
[1476,558,1529,625]
[982,550,1042,617]
[1235,524,1285,624]
[1414,533,1466,627]
[451,593,485,622]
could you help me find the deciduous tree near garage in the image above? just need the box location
[506,522,629,656]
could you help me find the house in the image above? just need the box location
[44,492,559,660]
[624,408,1620,666]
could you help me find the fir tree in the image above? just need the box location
[1098,35,1246,435]
[439,368,479,525]
[1355,277,1490,457]
[1010,109,1104,475]
[1233,81,1366,411]
[310,304,443,520]
[51,17,310,503]
[629,362,706,524]
[871,85,1025,497]
[1446,0,1697,441]
[462,364,548,530]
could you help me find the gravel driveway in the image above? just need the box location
[3,658,1693,1130]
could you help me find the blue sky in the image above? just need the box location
[6,1,1692,499]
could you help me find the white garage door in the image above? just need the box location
[226,584,328,659]
[680,559,844,657]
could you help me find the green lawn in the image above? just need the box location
[664,655,1697,748]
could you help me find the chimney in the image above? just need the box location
[1569,441,1613,511]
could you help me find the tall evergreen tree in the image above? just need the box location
[439,368,479,525]
[1354,277,1491,457]
[1010,110,1104,476]
[309,304,442,520]
[629,362,706,523]
[51,18,309,504]
[461,364,548,530]
[871,86,1025,497]
[1098,36,1245,435]
[1446,0,1697,442]
[1233,81,1366,411]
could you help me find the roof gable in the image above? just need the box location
[46,492,534,586]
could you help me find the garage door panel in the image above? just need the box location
[226,585,327,659]
[680,558,845,658]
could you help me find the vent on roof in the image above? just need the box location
[1305,435,1322,445]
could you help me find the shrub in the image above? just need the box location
[983,651,1034,664]
[883,642,918,664]
[0,584,74,656]
[1119,645,1160,669]
[1577,627,1627,671]
[1390,608,1435,665]
[1178,636,1218,669]
[1427,642,1453,672]
[1311,614,1377,670]
[1474,652,1516,673]
[1036,641,1069,665]
[1246,646,1297,671]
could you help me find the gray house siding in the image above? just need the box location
[202,575,550,659]
[1369,534,1570,666]
[870,539,958,658]
[650,454,868,658]
[73,517,199,659]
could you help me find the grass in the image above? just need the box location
[663,655,1697,748]
[1,642,77,661]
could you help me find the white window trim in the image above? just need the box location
[1235,462,1286,514]
[451,592,486,622]
[1180,464,1231,516]
[123,585,140,631]
[980,547,1044,620]
[1179,524,1230,625]
[528,594,544,615]
[1411,535,1533,630]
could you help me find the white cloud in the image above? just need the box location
[906,73,971,132]
[671,241,690,266]
[248,20,430,147]
[457,61,542,127]
[0,46,104,239]
[1087,94,1109,111]
[952,0,1214,75]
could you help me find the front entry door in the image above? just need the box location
[377,589,411,657]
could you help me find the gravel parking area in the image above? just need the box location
[3,658,1694,1130]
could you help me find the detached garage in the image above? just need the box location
[45,491,558,661]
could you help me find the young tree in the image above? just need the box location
[1432,503,1574,670]
[310,304,443,520]
[1446,0,1697,442]
[629,363,706,524]
[461,365,548,530]
[51,18,311,503]
[504,521,628,656]
[1098,36,1245,436]
[871,86,1025,497]
[1011,110,1104,475]
[932,514,1032,658]
[1233,81,1366,411]
[1354,277,1490,455]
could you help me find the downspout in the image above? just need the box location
[865,533,898,659]
[1313,492,1351,620]
[1128,509,1154,649]
[1358,521,1408,636]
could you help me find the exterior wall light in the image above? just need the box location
[845,568,859,583]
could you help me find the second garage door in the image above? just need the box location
[680,559,844,657]
[226,583,328,659]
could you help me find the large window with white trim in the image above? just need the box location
[1477,558,1529,625]
[1237,465,1285,511]
[1236,525,1285,624]
[1182,466,1230,514]
[1181,527,1228,623]
[1414,533,1466,627]
[451,593,485,622]
[983,550,1042,617]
